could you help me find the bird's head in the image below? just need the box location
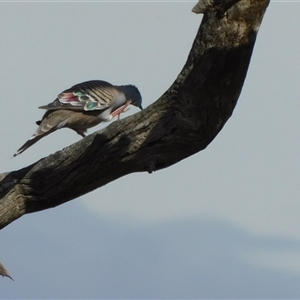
[120,85,143,110]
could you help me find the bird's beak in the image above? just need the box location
[138,104,143,110]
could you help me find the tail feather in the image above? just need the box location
[13,109,89,157]
[13,110,68,157]
[13,134,44,157]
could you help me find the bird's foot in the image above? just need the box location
[118,107,130,120]
[111,100,132,120]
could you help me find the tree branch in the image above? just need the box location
[0,0,270,278]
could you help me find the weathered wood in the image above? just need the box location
[0,0,270,278]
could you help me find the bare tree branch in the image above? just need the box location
[0,0,270,278]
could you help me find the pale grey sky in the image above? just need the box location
[1,1,300,298]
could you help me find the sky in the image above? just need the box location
[1,1,300,298]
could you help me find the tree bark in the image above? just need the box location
[0,0,270,279]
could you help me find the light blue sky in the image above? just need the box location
[1,1,300,298]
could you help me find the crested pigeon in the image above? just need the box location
[13,80,142,157]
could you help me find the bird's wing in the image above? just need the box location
[39,80,119,112]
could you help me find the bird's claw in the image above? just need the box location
[111,100,132,120]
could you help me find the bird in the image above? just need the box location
[13,80,142,157]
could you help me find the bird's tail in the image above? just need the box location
[12,110,69,157]
[13,134,45,157]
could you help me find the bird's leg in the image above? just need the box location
[111,101,132,120]
[75,130,86,138]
